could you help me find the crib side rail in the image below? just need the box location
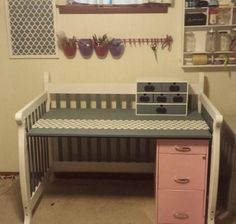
[15,91,50,223]
[200,92,223,224]
[15,91,48,126]
[200,93,223,130]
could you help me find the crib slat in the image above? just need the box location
[96,94,101,109]
[85,95,90,109]
[116,138,121,162]
[58,137,63,161]
[56,94,60,109]
[32,137,39,190]
[106,95,111,109]
[39,137,43,179]
[116,94,122,109]
[126,94,132,109]
[76,95,81,109]
[87,137,92,161]
[77,137,82,161]
[27,137,34,195]
[41,137,46,174]
[106,138,111,162]
[36,137,41,181]
[97,138,101,162]
[68,137,72,161]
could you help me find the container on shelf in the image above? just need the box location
[187,0,198,7]
[185,13,207,26]
[205,29,218,52]
[192,54,208,65]
[209,8,218,25]
[185,31,196,52]
[208,0,219,7]
[219,31,231,51]
[218,8,231,25]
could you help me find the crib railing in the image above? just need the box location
[49,93,155,164]
[15,91,52,223]
[52,137,156,163]
[50,93,135,109]
[218,121,236,215]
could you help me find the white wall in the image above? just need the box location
[0,0,235,171]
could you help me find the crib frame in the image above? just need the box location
[15,72,223,224]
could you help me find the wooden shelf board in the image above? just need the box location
[182,64,236,68]
[57,3,169,14]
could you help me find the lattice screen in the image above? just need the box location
[5,0,58,58]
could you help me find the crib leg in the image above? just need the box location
[18,125,34,224]
[24,210,32,224]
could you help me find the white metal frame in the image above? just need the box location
[15,72,223,224]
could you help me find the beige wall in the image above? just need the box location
[0,0,235,171]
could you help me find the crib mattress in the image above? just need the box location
[28,109,211,139]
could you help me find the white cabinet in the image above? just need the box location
[182,5,236,68]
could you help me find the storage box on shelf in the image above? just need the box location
[182,5,236,68]
[136,81,188,116]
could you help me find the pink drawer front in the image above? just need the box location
[158,154,207,190]
[157,190,205,224]
[157,139,209,155]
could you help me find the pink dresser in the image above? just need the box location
[156,139,209,224]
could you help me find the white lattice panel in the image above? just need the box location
[5,0,58,58]
[32,119,209,130]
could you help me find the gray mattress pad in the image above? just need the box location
[28,109,211,139]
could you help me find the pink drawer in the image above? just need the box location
[157,139,208,155]
[158,154,207,190]
[157,190,205,224]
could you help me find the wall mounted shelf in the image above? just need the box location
[57,3,169,14]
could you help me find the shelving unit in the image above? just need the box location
[182,5,236,68]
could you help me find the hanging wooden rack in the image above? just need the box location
[121,35,173,50]
[72,35,173,49]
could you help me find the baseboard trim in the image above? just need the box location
[0,172,19,179]
[55,172,154,180]
[0,171,154,180]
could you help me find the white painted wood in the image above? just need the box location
[46,83,136,94]
[44,72,51,112]
[54,161,155,173]
[30,167,53,209]
[18,122,32,224]
[199,91,223,224]
[198,72,205,113]
[200,93,223,127]
[15,88,49,224]
[15,92,48,125]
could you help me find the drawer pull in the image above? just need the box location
[174,178,190,184]
[175,146,191,152]
[173,212,189,219]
